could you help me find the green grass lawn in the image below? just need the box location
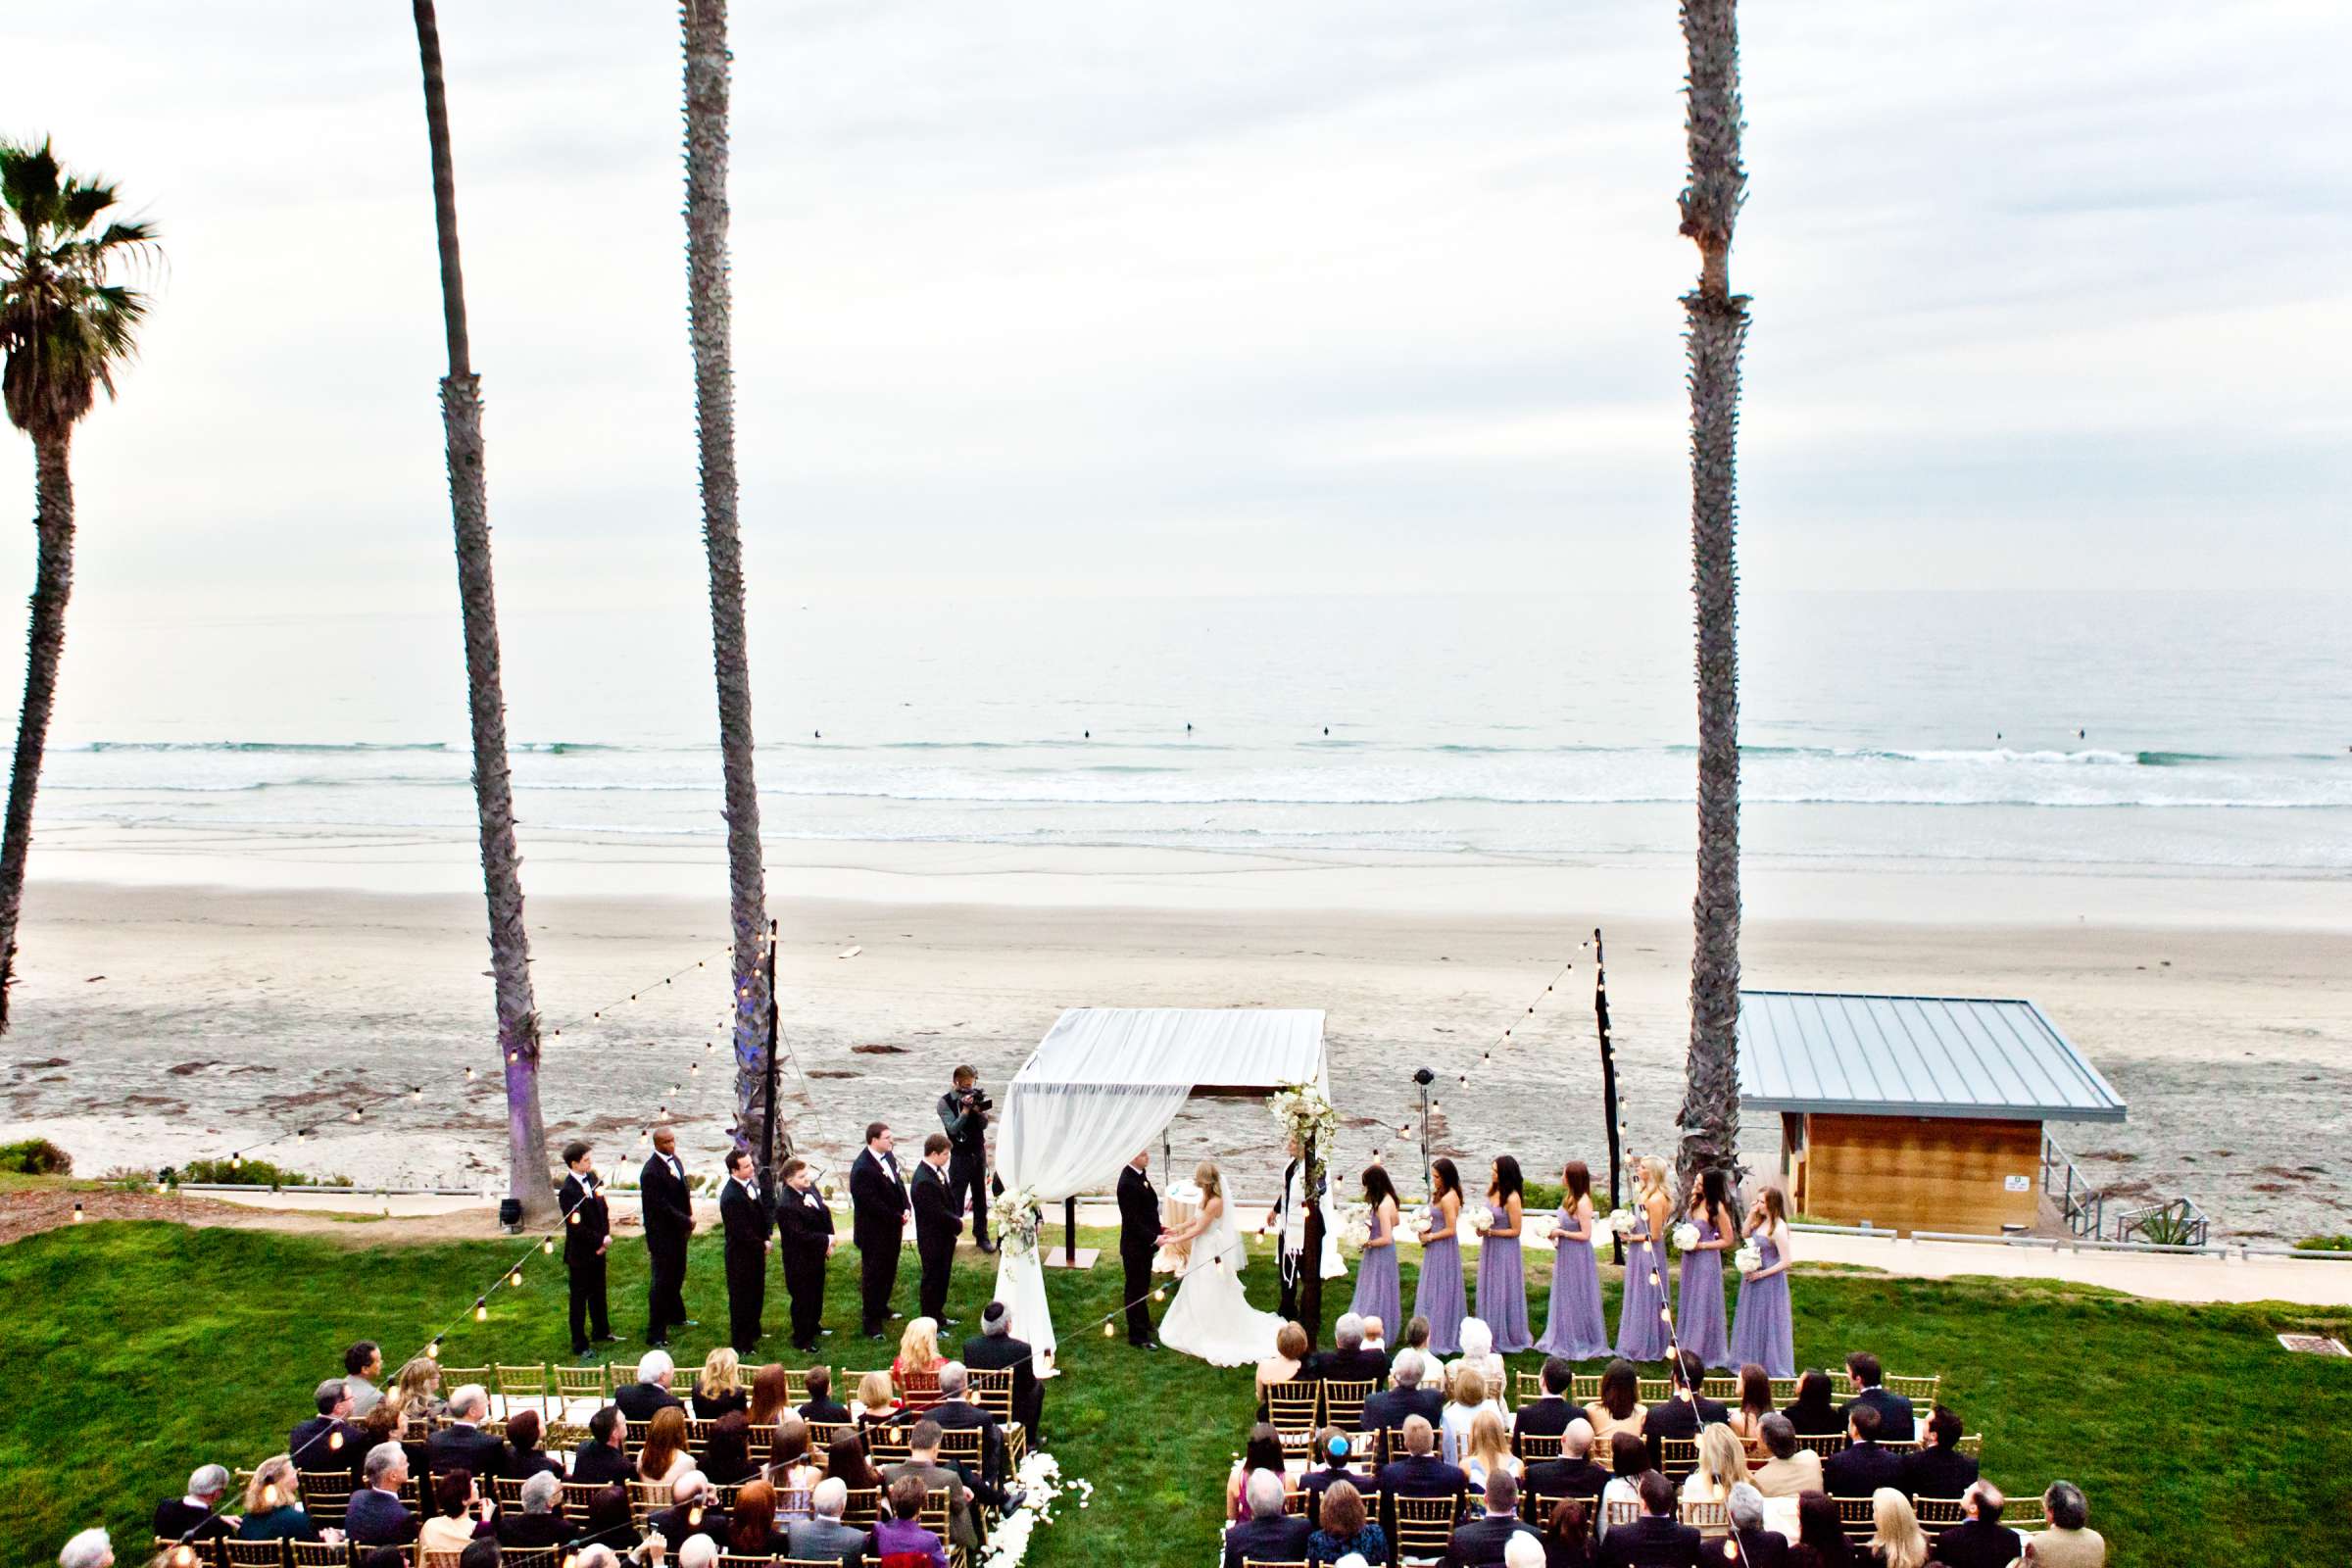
[4,1218,2348,1567]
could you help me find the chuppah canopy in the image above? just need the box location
[992,1007,1335,1364]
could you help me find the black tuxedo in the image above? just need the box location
[1597,1514,1702,1567]
[777,1182,836,1349]
[1840,1385,1916,1442]
[613,1381,684,1424]
[1520,1455,1609,1509]
[963,1330,1044,1445]
[926,1399,1010,1500]
[1306,1346,1390,1389]
[1376,1453,1468,1535]
[640,1151,696,1342]
[1642,1393,1727,1469]
[1446,1513,1540,1567]
[1362,1385,1446,1459]
[560,1169,612,1352]
[937,1087,993,1250]
[289,1414,368,1481]
[153,1500,235,1544]
[910,1160,963,1322]
[1221,1515,1311,1568]
[849,1147,910,1334]
[720,1175,773,1349]
[1510,1394,1574,1458]
[1116,1162,1161,1346]
[425,1422,506,1482]
[799,1396,851,1427]
[1901,1444,1980,1501]
[1930,1518,2025,1568]
[1823,1440,1905,1498]
[570,1440,634,1486]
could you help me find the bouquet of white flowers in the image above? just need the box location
[1339,1200,1372,1250]
[1733,1243,1764,1276]
[990,1184,1044,1259]
[1671,1221,1702,1253]
[1609,1206,1642,1244]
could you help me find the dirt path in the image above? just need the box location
[0,1186,509,1249]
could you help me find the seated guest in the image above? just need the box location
[785,1478,872,1568]
[1441,1366,1508,1468]
[1524,1417,1610,1506]
[1376,1416,1470,1533]
[395,1357,446,1426]
[1307,1476,1387,1566]
[894,1316,946,1396]
[746,1360,792,1429]
[1643,1350,1729,1467]
[871,1473,949,1568]
[291,1379,368,1481]
[883,1419,978,1555]
[572,1407,634,1486]
[1224,1469,1313,1568]
[57,1531,113,1568]
[1299,1432,1358,1528]
[457,1541,499,1568]
[674,1538,719,1568]
[1227,1424,1288,1523]
[1727,1484,1788,1568]
[799,1364,852,1427]
[418,1471,491,1555]
[1361,1315,1390,1355]
[699,1411,757,1486]
[1445,1471,1538,1567]
[927,1363,1026,1510]
[638,1406,693,1486]
[724,1478,791,1557]
[1865,1489,1929,1568]
[767,1415,824,1498]
[824,1430,885,1497]
[614,1350,686,1423]
[1597,1469,1700,1568]
[1362,1349,1447,1458]
[571,1550,621,1568]
[850,1369,901,1429]
[499,1410,562,1483]
[689,1348,744,1418]
[1838,1353,1915,1444]
[1595,1433,1652,1544]
[154,1464,236,1544]
[1680,1424,1751,1519]
[1822,1407,1902,1499]
[1728,1364,1777,1445]
[1513,1357,1580,1457]
[963,1299,1047,1444]
[1258,1320,1313,1413]
[1449,1317,1509,1401]
[494,1473,569,1548]
[1584,1360,1647,1447]
[1311,1313,1392,1388]
[2031,1481,2105,1567]
[346,1444,419,1546]
[237,1456,322,1542]
[1751,1415,1822,1499]
[1540,1498,1595,1568]
[1463,1408,1520,1490]
[344,1342,386,1418]
[1790,1492,1854,1568]
[1401,1315,1432,1356]
[357,1393,407,1459]
[1899,1407,1976,1502]
[1927,1482,2022,1568]
[650,1472,728,1548]
[580,1486,634,1548]
[1509,1535,1552,1568]
[427,1386,506,1481]
[1782,1371,1842,1438]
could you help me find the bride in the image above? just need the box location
[1157,1161,1288,1367]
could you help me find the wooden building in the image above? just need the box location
[1737,991,2127,1235]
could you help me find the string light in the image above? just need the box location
[327,1429,344,1451]
[508,1267,523,1289]
[544,1238,557,1252]
[72,1202,83,1223]
[473,1298,489,1322]
[427,1338,442,1359]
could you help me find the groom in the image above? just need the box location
[1264,1136,1325,1324]
[1117,1150,1161,1349]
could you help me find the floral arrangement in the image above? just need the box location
[975,1450,1093,1568]
[1733,1242,1764,1276]
[990,1184,1044,1259]
[1268,1081,1340,1153]
[1608,1205,1642,1245]
[1671,1221,1702,1253]
[1338,1200,1372,1250]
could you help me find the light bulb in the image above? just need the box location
[174,1547,197,1568]
[231,1154,242,1170]
[508,1051,518,1063]
[543,1238,556,1253]
[474,1298,488,1321]
[413,1087,423,1101]
[72,1203,83,1222]
[328,1429,344,1450]
[1153,1289,1165,1302]
[1659,1307,1672,1322]
[466,1066,477,1081]
[509,1269,523,1288]
[569,1211,580,1225]
[350,1109,362,1122]
[427,1340,441,1359]
[1102,1320,1114,1337]
[262,1485,278,1508]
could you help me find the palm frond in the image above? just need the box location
[0,140,157,438]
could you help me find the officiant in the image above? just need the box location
[1265,1136,1325,1324]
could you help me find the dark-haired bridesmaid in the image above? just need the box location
[1350,1164,1403,1335]
[1476,1154,1533,1352]
[1413,1156,1467,1356]
[1536,1159,1610,1359]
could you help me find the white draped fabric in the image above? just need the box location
[991,1007,1330,1366]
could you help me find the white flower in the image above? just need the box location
[1733,1244,1764,1276]
[1671,1222,1701,1252]
[990,1185,1044,1259]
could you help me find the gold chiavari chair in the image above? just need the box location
[1321,1379,1376,1434]
[1836,1496,1877,1540]
[1392,1494,1467,1561]
[1263,1380,1321,1452]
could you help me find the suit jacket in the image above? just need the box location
[1839,1386,1916,1442]
[1511,1394,1576,1457]
[1377,1452,1471,1508]
[343,1488,419,1546]
[1222,1514,1312,1568]
[495,1513,573,1548]
[153,1500,235,1544]
[885,1458,978,1550]
[1307,1346,1391,1389]
[720,1177,773,1265]
[850,1148,910,1250]
[1446,1513,1539,1567]
[505,1446,564,1482]
[911,1161,963,1255]
[1929,1517,2025,1568]
[1733,1528,1789,1568]
[1901,1445,1979,1501]
[426,1422,506,1482]
[1596,1514,1702,1567]
[962,1331,1041,1430]
[289,1414,368,1479]
[571,1440,635,1486]
[1751,1451,1822,1498]
[650,1501,730,1544]
[1363,1385,1447,1436]
[1298,1464,1352,1528]
[1822,1441,1904,1498]
[926,1398,1006,1484]
[1521,1455,1610,1505]
[562,1171,611,1264]
[1642,1394,1727,1446]
[640,1152,696,1249]
[778,1183,836,1260]
[785,1515,872,1568]
[1116,1164,1160,1262]
[614,1382,685,1424]
[799,1396,851,1427]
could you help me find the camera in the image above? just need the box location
[959,1087,994,1112]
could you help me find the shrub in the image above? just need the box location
[98,1166,156,1193]
[2296,1235,2352,1252]
[0,1138,72,1175]
[178,1157,349,1188]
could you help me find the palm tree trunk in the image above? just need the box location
[1675,0,1749,1185]
[0,430,75,1033]
[414,0,556,1222]
[681,0,782,1174]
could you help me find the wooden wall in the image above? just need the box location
[1800,1113,2041,1235]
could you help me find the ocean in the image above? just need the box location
[25,591,2352,875]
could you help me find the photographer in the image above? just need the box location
[936,1065,995,1253]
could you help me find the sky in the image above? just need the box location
[2,0,2347,617]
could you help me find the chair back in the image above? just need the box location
[840,1486,882,1528]
[865,1424,914,1465]
[1514,1370,1547,1404]
[1264,1380,1321,1448]
[899,1368,942,1408]
[917,1486,955,1537]
[685,1417,716,1446]
[421,1553,466,1568]
[437,1366,492,1393]
[1796,1432,1847,1455]
[805,1420,848,1450]
[497,1363,550,1405]
[1321,1379,1376,1433]
[1240,1561,1310,1568]
[559,1481,610,1517]
[1886,1373,1940,1402]
[1957,1433,1983,1456]
[296,1471,354,1525]
[1836,1495,1877,1540]
[1280,1486,1310,1517]
[286,1545,348,1568]
[1524,1494,1572,1528]
[625,1478,667,1525]
[1637,1377,1671,1403]
[1655,1436,1699,1478]
[501,1553,557,1568]
[966,1366,1016,1425]
[553,1366,610,1406]
[1392,1493,1465,1556]
[935,1426,986,1471]
[1517,1432,1562,1460]
[1699,1375,1740,1400]
[1680,1498,1729,1532]
[1913,1496,1967,1528]
[717,1557,772,1568]
[220,1543,286,1568]
[1602,1499,1640,1528]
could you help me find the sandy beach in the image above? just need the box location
[6,825,2348,1244]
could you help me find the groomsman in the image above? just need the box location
[719,1150,772,1351]
[640,1126,696,1346]
[910,1133,964,1325]
[776,1156,836,1350]
[1117,1149,1161,1348]
[850,1121,910,1339]
[558,1140,615,1356]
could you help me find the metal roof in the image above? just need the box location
[1736,991,2127,1123]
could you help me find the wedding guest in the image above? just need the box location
[1258,1321,1313,1413]
[1362,1316,1390,1354]
[747,1362,793,1428]
[1790,1492,1854,1568]
[1727,1484,1789,1568]
[640,1407,693,1486]
[236,1457,321,1543]
[395,1357,446,1426]
[700,1412,757,1486]
[495,1473,570,1549]
[799,1365,851,1428]
[725,1479,791,1557]
[1644,1349,1729,1464]
[1536,1160,1610,1360]
[1513,1357,1579,1458]
[1311,1312,1391,1388]
[1227,1424,1287,1523]
[1728,1187,1795,1378]
[1679,1424,1752,1522]
[344,1343,386,1417]
[1728,1364,1777,1445]
[1463,1408,1520,1490]
[1612,1158,1674,1361]
[777,1155,836,1352]
[1441,1365,1508,1468]
[1415,1159,1469,1355]
[1838,1354,1915,1443]
[1540,1498,1595,1568]
[1300,1433,1358,1527]
[823,1431,884,1495]
[1823,1408,1902,1498]
[693,1348,749,1418]
[346,1445,419,1546]
[1477,1155,1535,1353]
[1751,1415,1823,1498]
[894,1317,945,1402]
[1353,1165,1404,1337]
[289,1379,367,1483]
[501,1410,563,1482]
[427,1386,505,1481]
[1401,1316,1433,1357]
[785,1479,870,1568]
[615,1350,686,1423]
[2030,1481,2106,1567]
[1450,1317,1509,1402]
[1783,1371,1843,1438]
[1523,1418,1610,1506]
[928,1365,1021,1511]
[153,1465,235,1544]
[1597,1470,1698,1568]
[963,1299,1047,1443]
[1675,1169,1737,1369]
[1594,1433,1652,1544]
[417,1471,491,1555]
[1226,1470,1313,1568]
[1584,1359,1646,1446]
[766,1415,823,1498]
[571,1408,633,1487]
[1865,1488,1928,1568]
[1446,1471,1539,1567]
[883,1419,979,1555]
[1926,1482,2021,1568]
[850,1370,901,1429]
[1362,1349,1446,1460]
[1375,1417,1470,1528]
[1901,1407,1978,1501]
[1306,1478,1389,1567]
[871,1474,949,1568]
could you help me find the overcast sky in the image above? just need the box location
[3,1,2347,614]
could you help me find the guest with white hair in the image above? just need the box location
[1930,1480,2024,1568]
[1221,1469,1311,1568]
[496,1471,571,1548]
[960,1298,1045,1442]
[784,1477,870,1568]
[922,1361,1026,1511]
[1361,1348,1446,1461]
[153,1464,235,1544]
[1360,1315,1388,1353]
[1503,1535,1545,1568]
[1310,1311,1390,1387]
[56,1529,111,1568]
[1726,1482,1789,1568]
[1441,1362,1510,1468]
[426,1384,505,1480]
[345,1443,419,1545]
[615,1349,685,1422]
[1449,1315,1508,1397]
[675,1535,720,1568]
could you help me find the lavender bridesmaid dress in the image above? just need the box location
[1536,1204,1611,1359]
[1727,1231,1793,1377]
[1414,1205,1468,1355]
[1350,1204,1402,1334]
[1676,1215,1731,1369]
[1475,1203,1534,1352]
[1613,1214,1672,1362]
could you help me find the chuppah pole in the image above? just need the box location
[1595,925,1625,1267]
[1300,1125,1327,1342]
[1064,1194,1078,1266]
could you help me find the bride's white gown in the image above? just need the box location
[1159,1200,1288,1367]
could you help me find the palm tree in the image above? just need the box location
[681,0,783,1174]
[1675,0,1748,1184]
[411,0,556,1223]
[0,142,154,1033]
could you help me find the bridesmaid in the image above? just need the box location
[1676,1168,1738,1369]
[1612,1156,1674,1361]
[1413,1157,1468,1355]
[1536,1158,1610,1359]
[1727,1185,1795,1377]
[1475,1155,1534,1352]
[1351,1164,1403,1334]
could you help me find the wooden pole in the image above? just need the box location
[1595,926,1625,1266]
[1300,1128,1326,1344]
[1063,1194,1077,1266]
